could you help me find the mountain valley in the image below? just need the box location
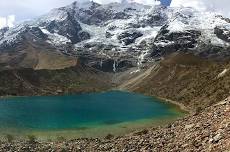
[0,0,230,151]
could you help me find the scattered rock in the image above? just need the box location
[212,133,222,143]
[185,124,194,129]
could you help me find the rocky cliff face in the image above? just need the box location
[153,26,201,57]
[214,26,230,42]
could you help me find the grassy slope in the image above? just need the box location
[126,53,230,111]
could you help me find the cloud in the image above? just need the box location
[0,17,7,29]
[132,0,161,5]
[0,15,15,29]
[170,0,230,17]
[171,0,206,11]
[7,15,15,28]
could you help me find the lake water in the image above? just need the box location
[0,91,184,139]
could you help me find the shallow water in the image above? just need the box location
[0,91,184,139]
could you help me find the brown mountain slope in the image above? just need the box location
[0,64,112,96]
[0,41,77,70]
[122,52,230,111]
[0,39,114,96]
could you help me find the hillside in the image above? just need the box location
[121,53,230,111]
[0,64,112,96]
[0,40,78,70]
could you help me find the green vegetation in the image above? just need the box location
[195,107,202,114]
[105,134,114,140]
[27,135,37,143]
[57,136,65,142]
[5,134,14,143]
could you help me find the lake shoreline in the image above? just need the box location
[114,88,191,114]
[126,90,191,114]
[0,89,109,99]
[0,114,184,141]
[0,89,190,113]
[156,97,191,114]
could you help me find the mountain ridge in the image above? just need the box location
[0,1,230,71]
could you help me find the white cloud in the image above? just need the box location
[0,15,15,29]
[0,17,7,29]
[132,0,161,5]
[171,0,206,11]
[7,15,15,28]
[171,0,230,17]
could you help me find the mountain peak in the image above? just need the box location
[70,0,100,10]
[0,0,230,71]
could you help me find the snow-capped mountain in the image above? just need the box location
[0,1,230,71]
[153,7,230,59]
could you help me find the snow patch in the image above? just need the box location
[40,28,71,45]
[217,69,229,78]
[155,41,175,47]
[130,69,140,74]
[136,26,161,44]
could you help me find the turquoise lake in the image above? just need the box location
[0,91,184,138]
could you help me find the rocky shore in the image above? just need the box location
[0,98,229,152]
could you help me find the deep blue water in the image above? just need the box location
[0,91,180,130]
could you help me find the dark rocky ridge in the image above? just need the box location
[152,25,202,57]
[214,26,230,42]
[117,30,144,45]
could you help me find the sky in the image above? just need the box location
[0,0,230,29]
[171,0,230,17]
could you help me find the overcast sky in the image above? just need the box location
[0,0,230,29]
[171,0,230,17]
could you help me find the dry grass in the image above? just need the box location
[127,52,230,110]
